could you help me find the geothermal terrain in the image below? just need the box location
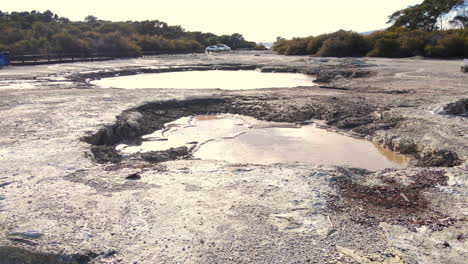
[0,53,467,263]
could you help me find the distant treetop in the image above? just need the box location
[0,10,261,55]
[388,0,466,31]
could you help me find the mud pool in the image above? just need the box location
[91,70,316,89]
[117,114,409,170]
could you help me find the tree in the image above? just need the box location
[84,15,98,24]
[0,10,258,56]
[42,10,55,23]
[450,2,468,28]
[388,0,464,31]
[228,33,245,49]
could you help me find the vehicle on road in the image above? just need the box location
[205,44,231,53]
[216,44,231,51]
[462,59,468,73]
[206,45,219,52]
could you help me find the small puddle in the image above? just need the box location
[117,114,409,170]
[91,70,316,90]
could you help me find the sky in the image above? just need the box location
[2,0,424,43]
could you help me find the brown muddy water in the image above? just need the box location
[91,70,316,89]
[117,114,409,170]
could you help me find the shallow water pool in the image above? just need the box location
[91,70,316,90]
[117,114,409,170]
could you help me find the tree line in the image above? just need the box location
[273,0,468,58]
[0,10,264,56]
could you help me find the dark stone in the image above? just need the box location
[90,146,123,164]
[8,231,43,240]
[417,149,461,167]
[318,85,349,91]
[0,246,99,264]
[126,173,141,180]
[443,98,468,117]
[140,147,190,163]
[0,181,13,188]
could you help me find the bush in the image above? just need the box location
[425,31,468,57]
[316,31,370,57]
[136,35,166,52]
[274,31,369,57]
[99,32,141,56]
[284,38,309,55]
[272,38,288,54]
[0,10,259,56]
[306,35,328,54]
[0,43,8,51]
[274,27,468,58]
[399,31,427,56]
[367,38,402,57]
[9,40,35,54]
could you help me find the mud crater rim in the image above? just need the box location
[72,64,374,87]
[80,97,456,169]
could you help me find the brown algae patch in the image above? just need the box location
[117,114,409,170]
[329,169,457,231]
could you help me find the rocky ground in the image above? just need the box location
[0,53,467,264]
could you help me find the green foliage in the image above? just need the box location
[274,27,468,58]
[306,35,328,54]
[424,30,468,57]
[367,38,402,57]
[84,15,98,24]
[216,33,257,49]
[367,28,468,58]
[0,10,258,56]
[284,38,309,55]
[316,31,370,57]
[98,32,141,55]
[388,0,464,31]
[273,31,370,57]
[272,37,288,54]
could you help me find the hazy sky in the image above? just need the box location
[2,0,423,42]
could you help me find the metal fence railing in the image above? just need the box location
[8,49,272,66]
[9,52,141,66]
[230,49,272,53]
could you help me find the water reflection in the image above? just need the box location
[92,70,316,90]
[117,114,410,170]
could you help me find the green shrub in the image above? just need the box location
[316,31,370,57]
[99,32,141,56]
[275,30,370,57]
[272,38,288,54]
[284,38,309,55]
[0,10,259,56]
[306,35,328,54]
[275,27,468,58]
[0,43,8,51]
[367,38,402,57]
[425,31,468,57]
